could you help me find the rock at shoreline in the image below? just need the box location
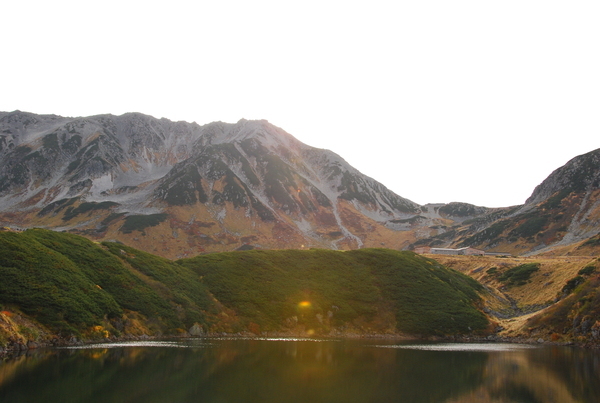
[189,323,205,337]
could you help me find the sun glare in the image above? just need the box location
[298,301,311,308]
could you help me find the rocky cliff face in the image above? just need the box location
[0,111,426,257]
[0,111,205,211]
[522,148,600,253]
[2,110,598,258]
[526,149,600,205]
[414,148,600,255]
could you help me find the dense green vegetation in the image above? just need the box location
[439,203,480,217]
[62,201,119,221]
[509,214,549,239]
[338,172,374,204]
[561,264,597,295]
[38,197,78,216]
[0,229,217,337]
[119,213,168,234]
[579,265,597,276]
[42,132,60,150]
[0,231,121,334]
[179,248,488,336]
[0,230,489,342]
[498,263,540,286]
[102,242,217,327]
[581,235,600,248]
[540,189,571,210]
[460,220,510,247]
[157,163,207,205]
[561,276,585,295]
[350,249,487,335]
[390,216,425,225]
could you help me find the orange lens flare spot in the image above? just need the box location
[298,301,312,308]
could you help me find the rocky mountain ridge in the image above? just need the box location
[0,111,425,257]
[420,148,600,256]
[1,110,599,258]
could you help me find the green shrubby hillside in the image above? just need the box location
[101,242,217,328]
[0,229,218,341]
[178,248,489,336]
[0,230,121,335]
[0,230,490,348]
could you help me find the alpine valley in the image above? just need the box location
[1,110,600,350]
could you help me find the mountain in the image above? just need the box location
[1,110,599,258]
[412,148,600,256]
[0,111,426,257]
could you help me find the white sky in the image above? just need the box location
[2,1,599,207]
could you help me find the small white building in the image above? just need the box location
[414,246,511,257]
[429,247,486,256]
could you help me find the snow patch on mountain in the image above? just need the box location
[0,110,428,253]
[89,174,114,196]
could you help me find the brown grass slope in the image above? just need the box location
[430,252,600,344]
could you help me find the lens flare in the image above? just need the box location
[298,301,312,308]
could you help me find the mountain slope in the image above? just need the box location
[0,111,204,211]
[0,228,219,340]
[427,253,600,345]
[178,248,489,336]
[0,111,423,257]
[2,110,599,257]
[412,148,600,256]
[0,229,490,349]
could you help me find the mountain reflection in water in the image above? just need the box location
[1,339,599,403]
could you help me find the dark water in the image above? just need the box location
[1,338,599,403]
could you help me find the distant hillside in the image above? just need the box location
[412,148,600,256]
[0,229,490,351]
[430,253,600,345]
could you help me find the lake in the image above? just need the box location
[1,338,599,402]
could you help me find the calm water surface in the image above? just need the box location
[1,338,599,402]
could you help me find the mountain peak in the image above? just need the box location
[0,111,421,256]
[3,111,598,258]
[526,148,600,206]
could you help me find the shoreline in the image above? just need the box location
[2,331,593,360]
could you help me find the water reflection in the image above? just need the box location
[0,339,598,403]
[442,347,588,403]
